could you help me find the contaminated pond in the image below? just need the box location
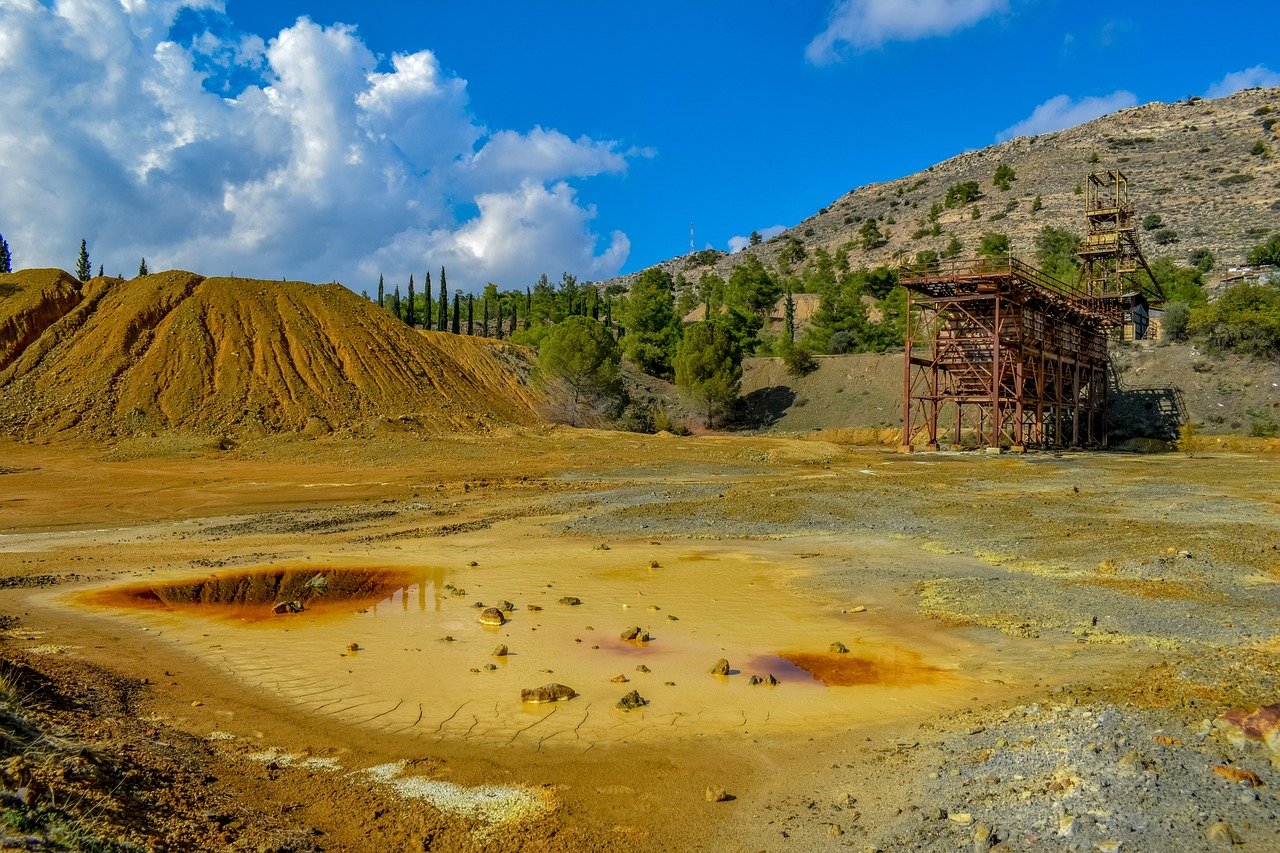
[70,542,1025,749]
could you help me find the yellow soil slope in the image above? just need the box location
[0,270,542,439]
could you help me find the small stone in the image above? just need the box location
[493,644,508,657]
[948,812,973,826]
[484,663,497,671]
[466,560,479,567]
[835,793,857,808]
[1058,816,1077,838]
[664,681,675,686]
[469,667,480,673]
[526,604,542,612]
[472,601,485,608]
[499,600,515,612]
[191,700,204,707]
[666,614,679,621]
[830,642,849,654]
[1213,765,1262,786]
[973,823,992,853]
[846,605,867,613]
[346,642,361,652]
[647,605,661,612]
[636,664,651,673]
[828,824,843,838]
[616,690,647,711]
[705,787,730,803]
[711,658,730,676]
[750,673,780,686]
[1207,821,1243,846]
[611,675,629,683]
[620,626,650,642]
[271,600,303,615]
[748,675,762,685]
[478,607,506,626]
[594,543,611,550]
[558,596,582,606]
[1096,842,1122,853]
[649,560,661,568]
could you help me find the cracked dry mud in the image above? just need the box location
[1,428,1278,850]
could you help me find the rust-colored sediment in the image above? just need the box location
[778,650,945,687]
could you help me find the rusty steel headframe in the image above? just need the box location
[897,172,1161,453]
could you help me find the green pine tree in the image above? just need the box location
[0,234,11,274]
[467,294,474,335]
[76,239,91,282]
[377,274,385,310]
[510,301,518,336]
[482,294,490,336]
[138,258,148,277]
[438,267,448,331]
[407,274,416,327]
[496,301,505,340]
[452,290,461,334]
[393,286,402,320]
[784,285,795,342]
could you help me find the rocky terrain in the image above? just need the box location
[604,87,1280,290]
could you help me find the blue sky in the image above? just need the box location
[1,1,1276,291]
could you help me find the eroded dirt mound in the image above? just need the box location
[0,269,542,439]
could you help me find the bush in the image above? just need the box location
[1246,233,1280,266]
[944,181,982,208]
[828,329,855,354]
[1153,228,1180,245]
[1142,213,1163,231]
[781,342,818,377]
[1162,302,1191,342]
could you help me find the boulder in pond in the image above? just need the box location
[620,626,650,642]
[711,659,730,676]
[521,684,577,703]
[479,607,507,626]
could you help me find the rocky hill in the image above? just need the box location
[0,269,543,441]
[606,87,1280,289]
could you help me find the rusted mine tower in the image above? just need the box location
[899,170,1163,452]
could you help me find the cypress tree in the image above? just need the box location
[362,290,369,301]
[97,265,103,278]
[393,285,402,320]
[75,239,91,281]
[424,270,432,329]
[784,284,795,341]
[605,298,613,331]
[138,258,148,277]
[482,294,490,336]
[467,294,474,335]
[377,274,385,310]
[496,302,505,339]
[591,289,599,320]
[510,301,518,336]
[407,274,416,327]
[0,234,11,274]
[525,286,531,316]
[437,267,448,331]
[452,290,461,334]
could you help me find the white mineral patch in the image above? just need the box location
[359,761,546,824]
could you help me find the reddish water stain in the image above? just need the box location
[84,567,420,624]
[750,651,944,687]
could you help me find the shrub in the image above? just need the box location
[1153,229,1179,245]
[1162,302,1191,341]
[1142,213,1163,231]
[944,181,982,208]
[781,342,818,377]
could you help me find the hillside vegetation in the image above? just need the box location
[0,269,543,441]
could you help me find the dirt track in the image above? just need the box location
[2,429,1279,850]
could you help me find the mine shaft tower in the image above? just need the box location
[899,170,1161,452]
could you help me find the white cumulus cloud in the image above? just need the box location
[1204,65,1280,99]
[806,0,1007,63]
[996,91,1138,141]
[0,1,635,291]
[728,225,786,254]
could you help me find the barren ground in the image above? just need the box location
[1,429,1279,851]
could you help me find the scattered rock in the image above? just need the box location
[620,626,650,642]
[1058,815,1077,837]
[844,605,867,613]
[647,605,661,612]
[611,675,629,683]
[649,560,661,568]
[593,543,611,550]
[636,665,651,673]
[828,824,843,838]
[949,812,973,826]
[973,823,992,852]
[345,642,361,652]
[711,659,730,676]
[705,787,730,803]
[558,597,582,606]
[271,600,303,615]
[484,663,497,671]
[1213,765,1262,786]
[478,607,506,626]
[466,560,479,567]
[1097,841,1122,853]
[666,614,679,621]
[492,644,508,657]
[499,600,515,612]
[526,604,542,612]
[1217,703,1280,757]
[472,601,485,608]
[520,684,577,703]
[443,635,456,642]
[748,673,779,686]
[830,642,849,654]
[1207,821,1243,846]
[616,690,647,711]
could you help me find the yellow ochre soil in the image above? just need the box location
[2,430,1279,850]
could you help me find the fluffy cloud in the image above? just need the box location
[806,0,1007,63]
[728,225,786,254]
[0,1,634,291]
[996,91,1137,141]
[1205,65,1280,99]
